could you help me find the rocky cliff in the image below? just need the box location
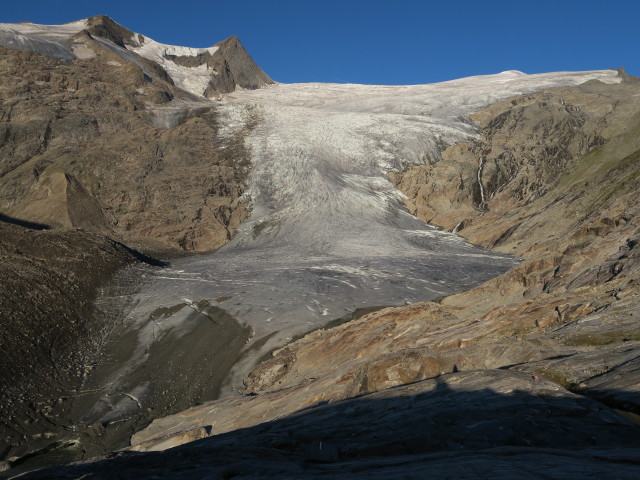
[0,19,262,253]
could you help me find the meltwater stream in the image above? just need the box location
[78,70,621,438]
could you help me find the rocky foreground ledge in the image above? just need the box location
[13,370,640,478]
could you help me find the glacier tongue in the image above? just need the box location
[221,70,621,254]
[103,69,620,399]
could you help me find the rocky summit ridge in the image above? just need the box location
[0,15,274,97]
[1,16,640,480]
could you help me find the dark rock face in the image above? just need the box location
[164,52,209,68]
[0,218,158,467]
[165,35,274,95]
[204,36,274,94]
[83,15,139,49]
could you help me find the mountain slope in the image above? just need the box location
[0,15,274,97]
[0,42,252,253]
[0,217,164,473]
[0,17,268,470]
[1,16,640,480]
[0,15,274,250]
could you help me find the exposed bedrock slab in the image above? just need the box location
[22,370,640,479]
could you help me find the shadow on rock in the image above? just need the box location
[15,370,640,479]
[0,213,49,230]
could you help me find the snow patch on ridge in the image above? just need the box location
[128,36,220,96]
[0,19,87,59]
[0,18,222,96]
[0,19,87,37]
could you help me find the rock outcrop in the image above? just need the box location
[0,41,252,253]
[202,35,274,94]
[0,216,163,469]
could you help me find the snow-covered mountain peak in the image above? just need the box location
[0,15,273,96]
[497,69,526,76]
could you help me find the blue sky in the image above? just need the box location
[3,1,638,84]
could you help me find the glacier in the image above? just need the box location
[0,16,622,419]
[91,69,621,412]
[1,17,632,461]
